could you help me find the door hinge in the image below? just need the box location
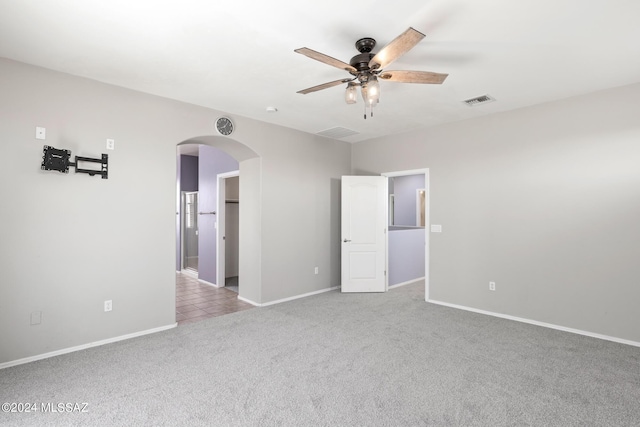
[384,270,386,276]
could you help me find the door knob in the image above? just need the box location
[343,238,351,243]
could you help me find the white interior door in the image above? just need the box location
[341,176,387,292]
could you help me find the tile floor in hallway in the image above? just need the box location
[176,272,254,325]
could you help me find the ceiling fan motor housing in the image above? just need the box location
[355,37,376,53]
[350,37,377,73]
[350,52,375,73]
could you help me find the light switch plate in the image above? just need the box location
[431,224,442,233]
[36,127,46,140]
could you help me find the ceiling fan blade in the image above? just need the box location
[295,48,357,74]
[297,78,353,94]
[368,27,426,71]
[378,70,448,84]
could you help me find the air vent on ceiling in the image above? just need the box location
[316,127,360,139]
[462,94,496,106]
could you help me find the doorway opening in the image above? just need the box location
[382,169,429,301]
[175,144,245,325]
[216,171,240,293]
[175,136,262,324]
[181,191,199,273]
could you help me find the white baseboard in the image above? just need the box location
[237,295,260,306]
[0,323,177,370]
[198,278,218,288]
[239,286,340,307]
[428,299,640,348]
[389,277,425,289]
[180,269,198,279]
[260,286,340,307]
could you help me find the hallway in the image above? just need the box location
[176,273,254,325]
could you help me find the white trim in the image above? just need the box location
[425,170,430,301]
[382,168,429,177]
[237,295,260,306]
[198,278,218,288]
[241,286,340,307]
[428,299,640,348]
[180,269,198,279]
[0,323,178,370]
[261,286,339,307]
[389,277,425,289]
[416,188,426,227]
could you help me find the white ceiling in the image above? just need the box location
[1,0,639,143]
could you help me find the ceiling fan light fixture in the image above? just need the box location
[360,77,380,119]
[366,76,380,104]
[345,82,358,104]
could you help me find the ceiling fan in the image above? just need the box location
[295,27,448,119]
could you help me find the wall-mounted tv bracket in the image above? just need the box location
[41,146,108,179]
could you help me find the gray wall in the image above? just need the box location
[352,83,640,343]
[0,58,350,364]
[247,127,350,302]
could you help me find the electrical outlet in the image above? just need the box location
[314,267,319,275]
[106,139,115,150]
[489,281,496,291]
[104,300,112,312]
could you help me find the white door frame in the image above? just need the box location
[416,188,426,227]
[381,168,430,301]
[216,170,239,287]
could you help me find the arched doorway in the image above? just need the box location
[175,136,261,324]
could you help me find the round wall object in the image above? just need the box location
[215,117,234,136]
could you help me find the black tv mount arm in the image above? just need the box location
[41,145,108,179]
